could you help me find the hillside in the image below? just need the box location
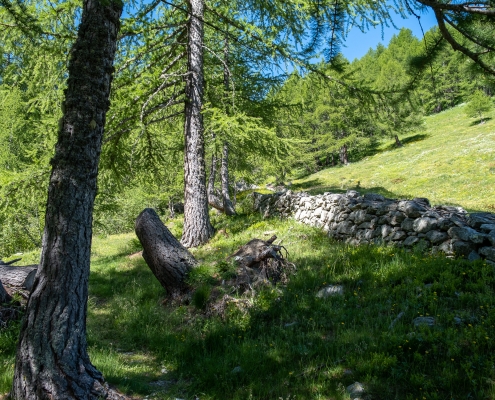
[293,104,495,212]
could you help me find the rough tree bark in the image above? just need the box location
[0,265,37,291]
[339,144,349,165]
[135,208,197,296]
[181,0,215,248]
[11,0,124,398]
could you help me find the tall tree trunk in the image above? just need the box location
[221,142,236,215]
[207,153,224,212]
[339,144,348,165]
[221,36,236,216]
[135,208,197,296]
[181,0,214,248]
[11,1,123,398]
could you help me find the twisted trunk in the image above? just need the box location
[12,1,124,398]
[181,0,214,247]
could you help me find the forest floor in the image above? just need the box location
[292,103,495,213]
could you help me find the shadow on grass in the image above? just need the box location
[469,117,492,126]
[84,227,495,399]
[290,182,408,201]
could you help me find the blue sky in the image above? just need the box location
[340,9,438,62]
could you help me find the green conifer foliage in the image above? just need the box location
[465,89,493,123]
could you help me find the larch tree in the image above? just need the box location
[181,0,215,247]
[10,0,125,398]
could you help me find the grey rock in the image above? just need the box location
[448,226,487,244]
[390,211,406,226]
[398,200,427,218]
[231,366,242,373]
[401,218,415,231]
[413,197,431,207]
[467,212,495,229]
[438,217,455,231]
[468,251,481,261]
[390,230,407,241]
[403,236,420,247]
[413,217,438,233]
[479,246,495,261]
[480,224,495,232]
[346,190,360,199]
[378,215,390,225]
[452,240,475,258]
[381,225,393,238]
[364,193,385,202]
[426,230,448,245]
[346,382,366,398]
[454,317,463,325]
[349,210,368,224]
[413,316,436,327]
[316,285,344,298]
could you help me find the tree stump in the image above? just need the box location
[227,235,295,290]
[135,208,198,296]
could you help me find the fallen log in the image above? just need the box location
[135,208,198,296]
[0,279,12,304]
[0,264,37,291]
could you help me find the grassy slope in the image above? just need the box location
[292,105,495,212]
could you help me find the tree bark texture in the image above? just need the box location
[135,208,197,295]
[339,144,349,165]
[181,0,214,248]
[12,1,123,399]
[221,142,236,216]
[0,265,37,291]
[0,279,12,304]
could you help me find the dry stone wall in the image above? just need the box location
[252,190,495,265]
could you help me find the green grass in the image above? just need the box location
[2,105,495,398]
[4,212,495,399]
[292,104,495,212]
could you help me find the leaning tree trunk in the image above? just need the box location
[135,208,197,296]
[181,0,214,248]
[12,1,123,399]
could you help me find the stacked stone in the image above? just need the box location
[251,190,495,265]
